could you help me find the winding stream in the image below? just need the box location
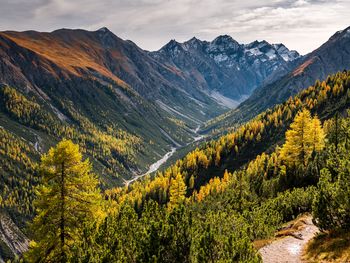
[124,125,204,186]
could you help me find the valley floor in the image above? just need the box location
[125,124,206,186]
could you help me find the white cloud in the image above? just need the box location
[0,0,349,54]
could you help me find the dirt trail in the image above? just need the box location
[259,216,319,263]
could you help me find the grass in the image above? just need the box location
[303,229,350,263]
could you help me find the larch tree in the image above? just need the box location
[168,173,187,211]
[280,109,325,168]
[25,139,105,263]
[310,116,325,152]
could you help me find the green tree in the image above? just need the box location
[25,140,105,262]
[313,144,350,231]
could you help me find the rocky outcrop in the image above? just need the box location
[0,213,29,262]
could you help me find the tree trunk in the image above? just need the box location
[60,162,66,263]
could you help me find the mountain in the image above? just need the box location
[0,28,201,187]
[0,27,226,124]
[1,25,350,262]
[0,27,300,186]
[206,26,350,132]
[93,70,350,262]
[151,35,300,107]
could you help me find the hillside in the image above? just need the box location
[0,28,225,122]
[107,71,350,207]
[0,27,301,189]
[15,70,349,262]
[1,26,350,262]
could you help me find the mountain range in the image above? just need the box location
[0,27,300,185]
[1,24,350,262]
[206,26,350,132]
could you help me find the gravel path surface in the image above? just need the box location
[259,216,319,263]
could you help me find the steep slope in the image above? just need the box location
[151,36,300,107]
[88,71,350,262]
[108,70,350,208]
[0,28,226,124]
[0,28,201,186]
[206,26,350,132]
[0,27,303,186]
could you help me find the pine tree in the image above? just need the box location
[25,139,105,262]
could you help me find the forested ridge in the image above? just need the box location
[105,71,350,209]
[0,70,347,262]
[0,71,350,262]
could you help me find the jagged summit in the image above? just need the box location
[184,36,203,46]
[152,34,301,101]
[187,36,200,43]
[97,27,111,33]
[212,34,237,43]
[209,35,240,53]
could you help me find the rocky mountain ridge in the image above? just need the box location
[151,34,300,105]
[205,25,350,132]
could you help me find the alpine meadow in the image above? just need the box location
[0,1,350,262]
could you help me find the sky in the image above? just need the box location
[0,0,349,54]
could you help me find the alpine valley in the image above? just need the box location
[1,25,350,262]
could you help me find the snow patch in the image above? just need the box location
[344,28,350,38]
[265,49,277,60]
[213,53,229,63]
[247,47,263,56]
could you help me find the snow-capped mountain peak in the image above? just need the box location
[208,35,241,53]
[272,43,300,61]
[152,35,301,101]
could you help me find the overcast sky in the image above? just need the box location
[0,0,349,54]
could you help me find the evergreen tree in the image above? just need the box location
[25,140,105,263]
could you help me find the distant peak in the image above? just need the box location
[164,39,182,48]
[184,37,203,48]
[97,27,111,33]
[247,40,269,47]
[212,34,237,43]
[187,36,200,43]
[210,35,240,52]
[273,43,286,48]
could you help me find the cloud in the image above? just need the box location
[0,0,349,54]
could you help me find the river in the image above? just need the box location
[124,125,204,186]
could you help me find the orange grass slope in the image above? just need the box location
[0,28,134,88]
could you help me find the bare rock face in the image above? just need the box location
[208,25,350,131]
[0,213,29,262]
[247,25,350,114]
[151,35,300,102]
